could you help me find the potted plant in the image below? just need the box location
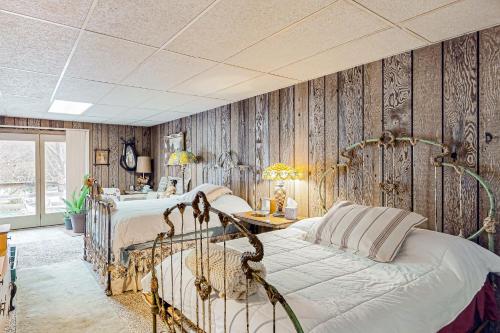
[63,176,91,233]
[63,212,72,230]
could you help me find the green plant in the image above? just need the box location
[63,175,91,215]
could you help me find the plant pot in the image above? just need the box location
[70,213,86,234]
[63,216,72,230]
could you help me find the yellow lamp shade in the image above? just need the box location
[263,163,299,181]
[168,151,197,166]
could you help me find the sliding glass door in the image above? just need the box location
[0,133,66,229]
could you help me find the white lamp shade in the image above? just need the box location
[136,156,152,173]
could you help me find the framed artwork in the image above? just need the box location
[157,177,168,192]
[164,132,184,159]
[94,148,110,166]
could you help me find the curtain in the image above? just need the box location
[66,129,89,198]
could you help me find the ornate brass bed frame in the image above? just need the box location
[144,191,303,333]
[318,130,497,253]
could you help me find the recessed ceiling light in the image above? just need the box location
[48,100,92,115]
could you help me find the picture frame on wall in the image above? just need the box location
[94,148,110,166]
[164,132,184,160]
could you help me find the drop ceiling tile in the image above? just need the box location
[120,108,163,120]
[170,96,229,114]
[166,0,336,61]
[209,74,297,101]
[226,0,389,72]
[273,28,426,81]
[86,0,216,47]
[77,115,110,123]
[171,64,261,96]
[99,86,157,107]
[402,0,500,42]
[0,68,58,99]
[0,95,50,116]
[132,119,162,127]
[0,0,93,27]
[83,104,129,118]
[65,31,156,83]
[145,111,191,122]
[138,91,197,111]
[353,0,457,23]
[55,78,115,103]
[0,12,78,74]
[123,50,216,90]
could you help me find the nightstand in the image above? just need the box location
[233,211,304,234]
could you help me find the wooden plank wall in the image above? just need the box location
[150,27,498,253]
[0,117,152,193]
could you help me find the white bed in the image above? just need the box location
[142,217,500,333]
[110,188,252,262]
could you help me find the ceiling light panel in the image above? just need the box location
[0,11,79,74]
[48,99,93,115]
[165,0,336,61]
[65,31,155,83]
[86,0,216,47]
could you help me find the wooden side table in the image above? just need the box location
[233,211,304,234]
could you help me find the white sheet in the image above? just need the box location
[110,194,251,262]
[142,218,500,333]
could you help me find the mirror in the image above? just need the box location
[120,137,137,171]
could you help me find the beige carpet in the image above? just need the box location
[9,226,158,333]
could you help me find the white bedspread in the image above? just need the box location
[142,218,500,333]
[110,194,251,262]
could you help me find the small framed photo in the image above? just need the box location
[94,148,110,166]
[164,132,185,161]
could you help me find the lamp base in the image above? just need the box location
[273,181,286,217]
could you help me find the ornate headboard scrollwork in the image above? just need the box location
[318,131,497,253]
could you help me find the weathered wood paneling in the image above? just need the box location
[383,52,412,210]
[443,33,478,238]
[269,91,280,198]
[413,44,443,231]
[308,77,325,217]
[294,82,309,217]
[324,74,338,210]
[279,86,295,200]
[255,94,270,208]
[479,26,500,251]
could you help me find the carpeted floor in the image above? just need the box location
[7,226,157,333]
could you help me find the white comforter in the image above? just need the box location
[142,218,500,333]
[110,194,251,262]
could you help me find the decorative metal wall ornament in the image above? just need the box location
[119,137,138,171]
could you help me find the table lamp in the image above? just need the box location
[167,151,197,192]
[136,156,152,190]
[263,163,299,216]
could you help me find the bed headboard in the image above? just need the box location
[202,151,252,203]
[318,131,497,253]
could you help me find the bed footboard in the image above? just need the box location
[144,191,304,333]
[84,181,113,296]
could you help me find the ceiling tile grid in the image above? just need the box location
[0,0,498,125]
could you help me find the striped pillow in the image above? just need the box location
[307,202,427,262]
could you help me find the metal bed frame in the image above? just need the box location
[143,131,497,332]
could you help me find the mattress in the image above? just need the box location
[110,194,251,263]
[142,217,500,333]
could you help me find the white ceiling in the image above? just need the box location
[0,0,499,126]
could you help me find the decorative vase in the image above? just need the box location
[70,213,86,234]
[64,216,72,230]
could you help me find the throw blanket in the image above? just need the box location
[179,184,233,203]
[186,244,266,300]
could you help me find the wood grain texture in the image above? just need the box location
[294,82,309,216]
[196,112,204,185]
[413,44,443,231]
[230,102,240,196]
[479,26,500,251]
[279,86,295,199]
[363,61,383,207]
[189,115,197,187]
[338,66,364,204]
[255,93,270,208]
[269,91,280,198]
[383,52,412,210]
[238,101,249,200]
[214,108,222,186]
[443,33,478,238]
[308,77,325,217]
[108,125,119,188]
[247,98,257,209]
[324,74,338,210]
[221,104,231,187]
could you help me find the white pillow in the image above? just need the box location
[307,201,427,262]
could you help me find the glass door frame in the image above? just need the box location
[40,134,66,226]
[0,132,41,229]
